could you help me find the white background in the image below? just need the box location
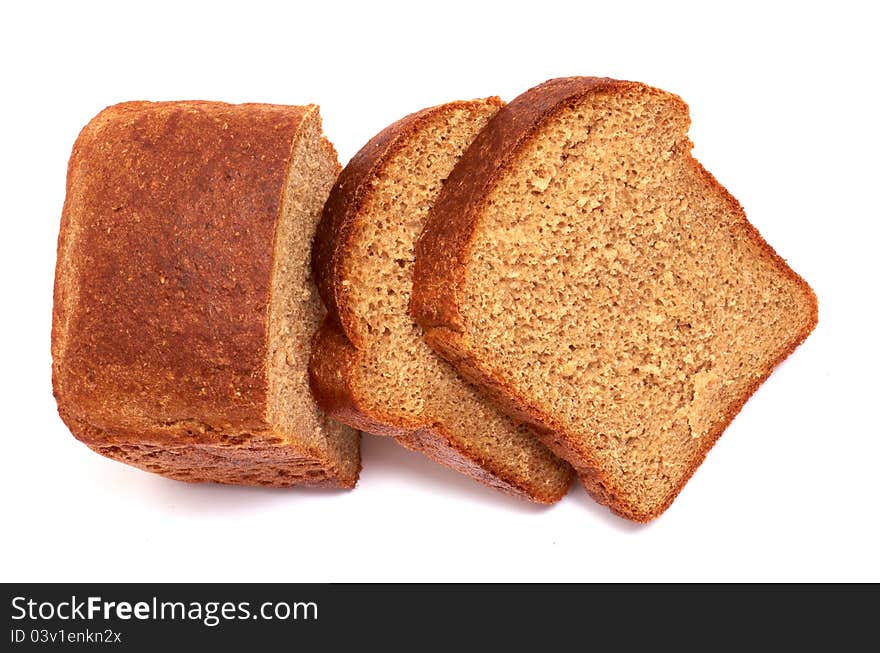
[2,1,877,582]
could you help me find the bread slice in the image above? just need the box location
[52,101,360,487]
[412,77,818,520]
[310,99,572,502]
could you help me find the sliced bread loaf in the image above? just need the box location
[412,77,817,520]
[310,99,572,502]
[53,101,360,487]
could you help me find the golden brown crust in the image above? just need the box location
[309,99,571,504]
[53,101,357,488]
[412,77,818,521]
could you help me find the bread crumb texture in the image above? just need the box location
[414,78,817,520]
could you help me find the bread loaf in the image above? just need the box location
[52,101,360,487]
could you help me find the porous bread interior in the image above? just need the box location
[340,103,571,494]
[460,88,816,517]
[268,108,359,482]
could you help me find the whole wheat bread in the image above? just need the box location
[52,101,360,487]
[310,99,572,502]
[412,78,817,520]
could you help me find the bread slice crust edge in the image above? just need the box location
[309,100,572,504]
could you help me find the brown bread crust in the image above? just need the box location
[53,101,357,487]
[412,77,818,520]
[309,100,571,503]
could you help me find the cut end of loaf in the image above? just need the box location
[268,105,360,485]
[415,78,817,520]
